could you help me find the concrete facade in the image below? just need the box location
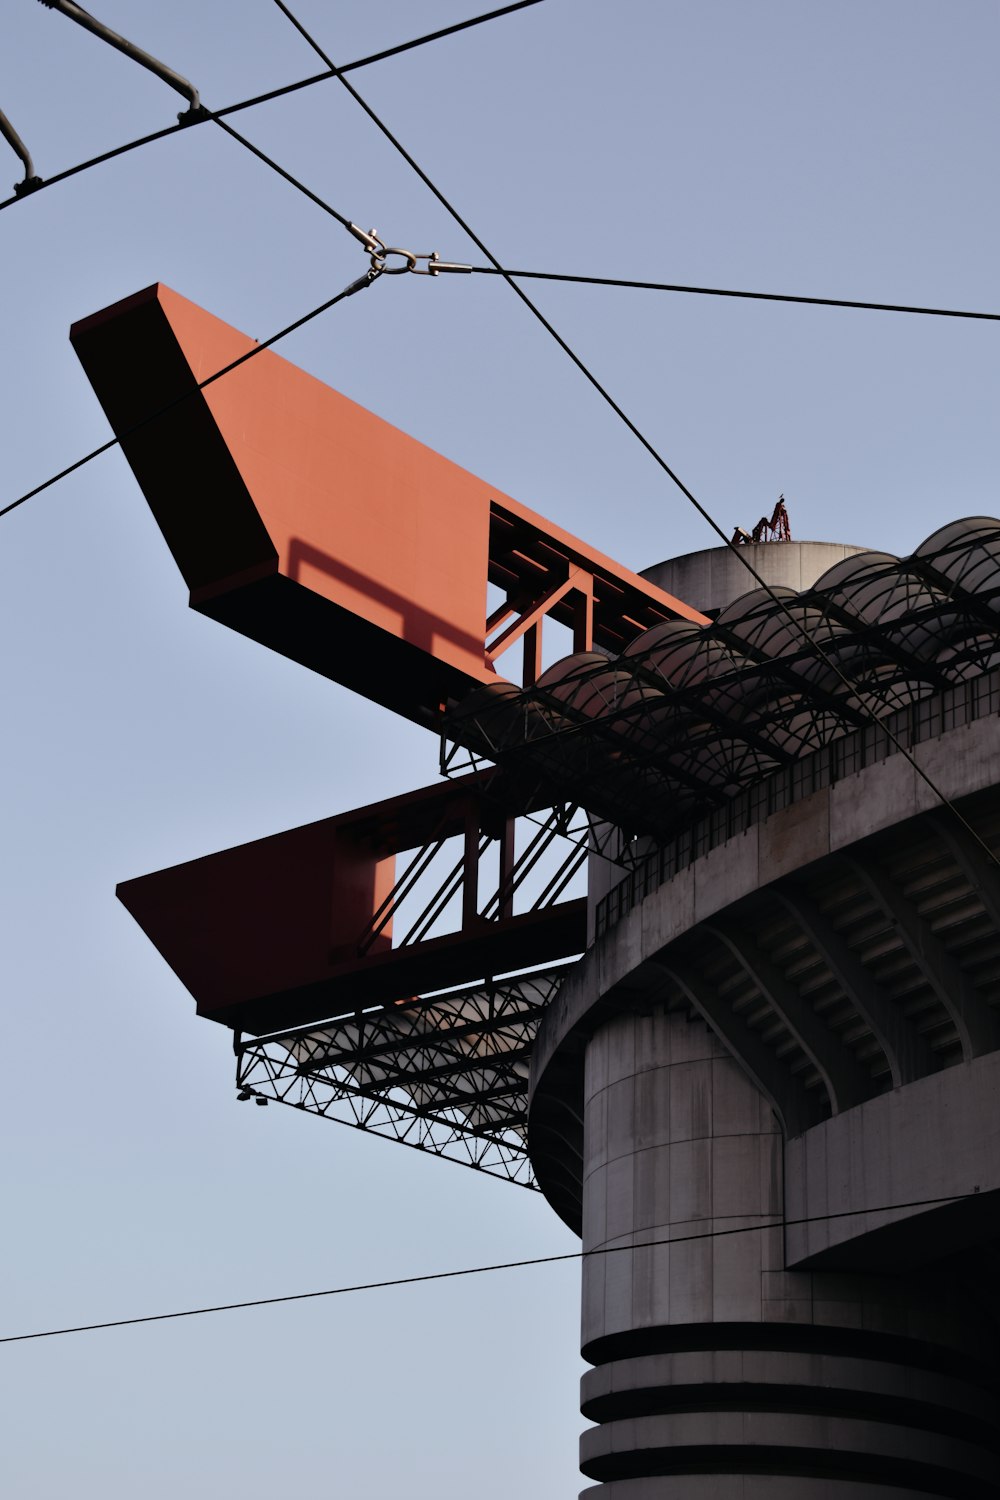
[527,540,1000,1497]
[575,1010,998,1495]
[641,539,869,616]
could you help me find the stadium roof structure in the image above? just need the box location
[71,286,1000,1192]
[443,518,1000,843]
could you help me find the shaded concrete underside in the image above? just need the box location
[525,711,1000,1497]
[529,717,1000,1241]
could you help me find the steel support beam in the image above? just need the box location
[295,1003,544,1074]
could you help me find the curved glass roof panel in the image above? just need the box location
[809,549,898,595]
[915,518,1000,601]
[444,516,1000,837]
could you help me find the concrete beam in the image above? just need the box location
[704,917,873,1115]
[929,810,1000,933]
[785,1047,1000,1269]
[656,957,821,1138]
[844,853,1000,1062]
[773,886,933,1087]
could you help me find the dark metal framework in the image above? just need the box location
[234,967,574,1186]
[442,519,1000,841]
[597,662,1000,937]
[358,792,587,956]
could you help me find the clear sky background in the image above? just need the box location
[0,2,997,1496]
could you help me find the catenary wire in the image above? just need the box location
[0,18,990,1363]
[0,0,988,1366]
[5,5,994,870]
[1,9,556,517]
[268,0,1000,873]
[8,0,993,509]
[0,1,546,214]
[0,1190,977,1346]
[465,265,1000,324]
[208,111,354,229]
[0,269,379,523]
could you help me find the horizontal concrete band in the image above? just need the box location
[581,1349,1000,1431]
[533,715,1000,1106]
[784,1047,1000,1268]
[581,1322,1000,1388]
[580,1423,1000,1496]
[581,1381,998,1448]
[580,1475,987,1500]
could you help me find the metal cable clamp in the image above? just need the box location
[347,224,472,277]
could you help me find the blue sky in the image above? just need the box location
[1,2,997,1496]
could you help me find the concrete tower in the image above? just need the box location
[528,539,1000,1498]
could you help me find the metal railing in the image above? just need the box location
[595,667,1000,939]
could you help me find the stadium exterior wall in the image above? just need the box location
[527,540,1000,1498]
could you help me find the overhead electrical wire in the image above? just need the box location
[0,1190,978,1346]
[2,9,558,516]
[208,111,356,231]
[0,10,994,1364]
[6,0,995,521]
[7,109,998,325]
[0,1,546,213]
[464,264,1000,324]
[4,0,996,871]
[0,268,380,523]
[267,0,1000,873]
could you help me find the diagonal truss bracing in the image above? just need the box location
[234,966,575,1186]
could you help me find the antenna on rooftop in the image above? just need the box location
[731,494,792,545]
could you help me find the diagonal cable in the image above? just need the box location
[0,1190,977,1346]
[0,269,379,523]
[268,0,1000,872]
[463,264,1000,324]
[1,1,546,212]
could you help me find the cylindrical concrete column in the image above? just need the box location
[579,1007,1000,1498]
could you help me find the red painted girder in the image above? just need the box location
[71,285,707,729]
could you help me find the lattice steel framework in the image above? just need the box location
[234,966,574,1186]
[443,519,1000,840]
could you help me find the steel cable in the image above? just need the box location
[268,0,1000,871]
[0,1190,979,1345]
[465,264,1000,323]
[0,1,546,213]
[0,269,379,522]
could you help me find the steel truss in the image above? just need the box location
[442,520,1000,843]
[234,966,575,1186]
[436,749,647,870]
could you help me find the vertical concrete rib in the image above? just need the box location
[657,959,819,1137]
[844,853,1000,1061]
[578,1006,1000,1499]
[929,811,1000,933]
[703,916,872,1113]
[772,885,933,1085]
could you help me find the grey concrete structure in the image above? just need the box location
[527,537,1000,1497]
[642,538,869,617]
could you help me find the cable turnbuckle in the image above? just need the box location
[347,224,472,277]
